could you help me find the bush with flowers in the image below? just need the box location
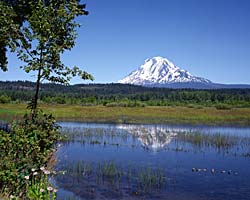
[0,110,60,199]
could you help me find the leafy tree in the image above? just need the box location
[0,0,93,111]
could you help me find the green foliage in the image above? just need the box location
[0,0,92,82]
[0,94,11,103]
[26,169,57,200]
[1,0,93,110]
[0,110,60,198]
[0,0,20,71]
[1,81,250,108]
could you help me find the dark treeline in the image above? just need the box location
[0,81,250,108]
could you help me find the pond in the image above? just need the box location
[53,122,250,200]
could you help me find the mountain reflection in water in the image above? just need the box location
[117,124,177,149]
[56,122,250,200]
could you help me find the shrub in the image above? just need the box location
[0,110,60,198]
[0,95,11,104]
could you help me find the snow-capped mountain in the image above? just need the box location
[118,56,212,86]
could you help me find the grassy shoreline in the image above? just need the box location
[1,103,250,126]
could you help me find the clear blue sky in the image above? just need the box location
[1,0,250,84]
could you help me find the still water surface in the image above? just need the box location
[53,122,250,200]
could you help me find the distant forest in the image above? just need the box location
[0,81,250,108]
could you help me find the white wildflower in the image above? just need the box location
[47,186,53,191]
[33,172,38,176]
[53,188,58,193]
[40,188,45,193]
[31,168,36,172]
[24,175,29,180]
[44,170,50,175]
[10,195,14,199]
[40,166,45,171]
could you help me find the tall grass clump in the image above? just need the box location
[176,132,238,150]
[0,110,60,199]
[138,167,165,192]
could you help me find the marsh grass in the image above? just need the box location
[138,167,165,192]
[175,132,250,150]
[53,124,250,199]
[1,104,250,126]
[59,127,138,148]
[55,160,166,198]
[59,126,250,156]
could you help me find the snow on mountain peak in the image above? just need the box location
[118,56,211,86]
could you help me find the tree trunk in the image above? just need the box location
[32,66,42,111]
[31,46,43,116]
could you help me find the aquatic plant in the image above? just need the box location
[175,131,240,150]
[55,160,166,197]
[138,167,165,192]
[59,127,138,149]
[90,140,102,145]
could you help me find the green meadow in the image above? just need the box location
[1,103,250,126]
